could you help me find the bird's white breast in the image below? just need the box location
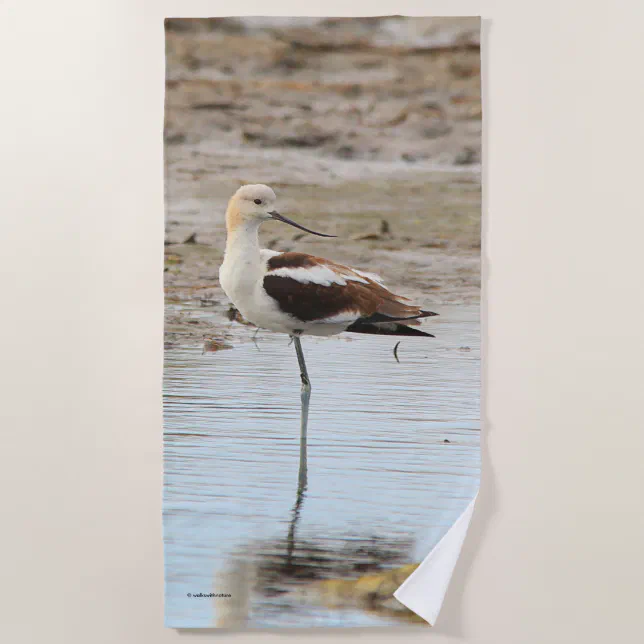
[219,248,296,333]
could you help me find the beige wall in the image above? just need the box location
[1,1,643,643]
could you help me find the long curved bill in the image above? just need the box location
[268,211,336,237]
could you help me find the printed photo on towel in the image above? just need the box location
[163,16,481,628]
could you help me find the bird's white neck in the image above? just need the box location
[220,220,265,305]
[226,220,262,252]
[225,220,262,258]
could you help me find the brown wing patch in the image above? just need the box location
[266,252,318,271]
[263,276,368,322]
[263,275,432,324]
[264,252,434,323]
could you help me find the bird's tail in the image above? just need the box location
[345,309,437,337]
[345,321,435,337]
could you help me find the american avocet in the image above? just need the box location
[219,184,437,392]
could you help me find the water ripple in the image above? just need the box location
[163,304,480,627]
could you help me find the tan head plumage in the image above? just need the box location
[225,184,277,232]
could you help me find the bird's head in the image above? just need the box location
[226,184,335,237]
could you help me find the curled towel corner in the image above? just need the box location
[394,493,478,625]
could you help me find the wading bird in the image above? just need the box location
[219,184,437,393]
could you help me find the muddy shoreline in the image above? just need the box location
[164,17,481,347]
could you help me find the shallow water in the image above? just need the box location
[163,305,480,628]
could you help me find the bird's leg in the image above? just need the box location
[292,336,312,392]
[294,336,309,490]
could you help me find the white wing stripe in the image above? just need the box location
[269,265,347,286]
[266,259,374,287]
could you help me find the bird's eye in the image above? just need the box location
[254,199,262,205]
